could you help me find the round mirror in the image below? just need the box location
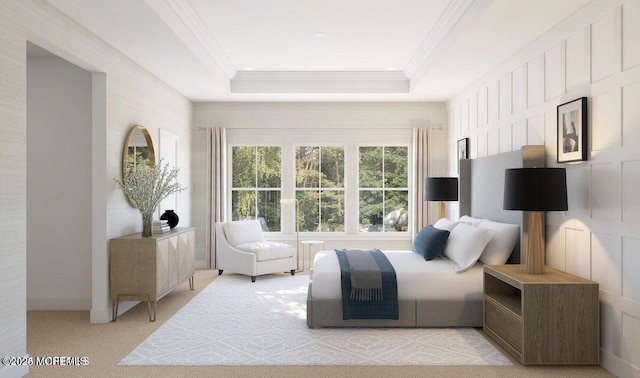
[122,125,155,205]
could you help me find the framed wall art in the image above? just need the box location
[557,97,587,163]
[457,138,468,161]
[457,138,468,174]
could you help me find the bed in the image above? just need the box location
[306,146,545,328]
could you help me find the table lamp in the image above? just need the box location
[503,168,568,274]
[425,177,459,220]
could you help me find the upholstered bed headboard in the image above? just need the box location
[459,145,545,264]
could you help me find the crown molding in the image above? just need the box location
[405,0,494,87]
[145,0,489,95]
[145,0,236,78]
[231,71,409,93]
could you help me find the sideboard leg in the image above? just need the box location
[147,299,157,322]
[112,299,120,322]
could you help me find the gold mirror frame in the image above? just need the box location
[122,125,155,205]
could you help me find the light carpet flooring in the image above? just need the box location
[120,274,510,366]
[27,269,614,377]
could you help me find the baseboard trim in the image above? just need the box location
[90,307,111,324]
[90,300,140,323]
[600,348,640,378]
[27,298,91,311]
[0,364,29,378]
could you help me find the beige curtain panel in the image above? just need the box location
[206,127,227,269]
[412,127,430,233]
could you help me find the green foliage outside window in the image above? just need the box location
[296,146,345,232]
[359,146,409,232]
[230,144,409,234]
[231,146,281,231]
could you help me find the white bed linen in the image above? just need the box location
[310,250,484,301]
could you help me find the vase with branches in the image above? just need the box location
[115,158,187,237]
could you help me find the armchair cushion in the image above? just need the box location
[235,242,295,262]
[223,220,266,246]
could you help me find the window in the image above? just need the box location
[359,146,409,232]
[228,138,412,236]
[296,146,345,232]
[231,146,281,231]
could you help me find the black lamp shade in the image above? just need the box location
[503,168,568,211]
[425,177,459,202]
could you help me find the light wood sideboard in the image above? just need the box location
[110,227,195,322]
[483,264,599,365]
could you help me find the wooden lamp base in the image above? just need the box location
[525,211,545,274]
[437,201,446,220]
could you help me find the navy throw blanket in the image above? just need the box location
[335,249,399,320]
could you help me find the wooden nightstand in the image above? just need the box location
[483,264,599,365]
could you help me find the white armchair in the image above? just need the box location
[216,220,295,282]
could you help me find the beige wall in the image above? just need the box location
[27,55,93,310]
[0,1,192,375]
[192,102,449,267]
[448,0,640,376]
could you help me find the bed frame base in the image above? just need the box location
[306,283,483,328]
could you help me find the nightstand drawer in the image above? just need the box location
[485,297,522,353]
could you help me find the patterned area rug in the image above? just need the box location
[120,274,512,366]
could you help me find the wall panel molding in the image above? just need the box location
[447,1,640,375]
[622,0,640,71]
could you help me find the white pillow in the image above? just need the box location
[223,220,266,246]
[433,218,459,232]
[459,215,484,226]
[477,219,520,265]
[443,223,493,273]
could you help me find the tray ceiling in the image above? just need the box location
[45,0,591,101]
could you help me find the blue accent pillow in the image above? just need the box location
[412,226,450,261]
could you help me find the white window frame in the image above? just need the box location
[229,144,282,232]
[226,128,414,241]
[294,144,346,233]
[356,144,411,235]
